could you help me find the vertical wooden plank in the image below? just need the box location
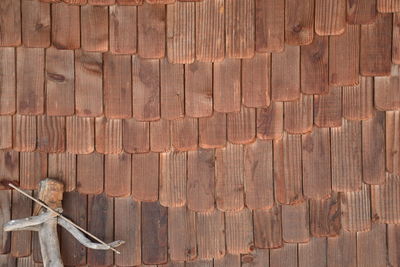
[362,111,385,185]
[271,45,300,101]
[137,3,166,59]
[282,201,310,243]
[285,0,314,45]
[0,190,11,254]
[244,140,274,210]
[150,119,171,152]
[242,53,270,108]
[51,3,80,49]
[142,202,168,265]
[88,0,115,4]
[104,152,131,197]
[114,197,141,266]
[19,152,47,190]
[327,231,356,267]
[255,0,284,52]
[310,193,341,237]
[132,152,159,201]
[301,35,329,94]
[87,194,114,266]
[0,0,21,46]
[0,48,15,115]
[347,0,377,24]
[0,116,12,149]
[11,190,32,257]
[388,225,400,267]
[132,56,160,121]
[45,48,74,116]
[0,255,16,266]
[159,151,187,207]
[104,53,132,118]
[342,77,374,120]
[16,47,44,115]
[257,102,283,140]
[109,5,137,54]
[185,61,213,117]
[331,120,362,191]
[375,65,400,111]
[241,249,270,267]
[341,183,371,232]
[187,149,215,212]
[37,116,65,153]
[167,1,195,64]
[21,0,50,48]
[123,118,149,153]
[284,94,313,134]
[360,13,392,76]
[199,112,227,148]
[253,205,283,249]
[214,254,241,267]
[161,59,184,120]
[75,50,103,117]
[378,0,400,12]
[314,87,342,128]
[329,24,360,86]
[186,260,213,267]
[225,0,255,58]
[215,143,244,211]
[196,210,225,259]
[0,151,19,190]
[387,111,400,175]
[171,117,198,151]
[66,116,95,154]
[371,173,400,223]
[269,243,298,267]
[195,0,224,62]
[357,224,387,267]
[393,13,400,64]
[315,0,346,35]
[227,106,256,144]
[302,127,331,199]
[213,58,241,113]
[13,115,36,152]
[95,117,123,154]
[274,133,303,204]
[298,237,327,267]
[48,153,76,192]
[225,208,254,254]
[76,152,104,195]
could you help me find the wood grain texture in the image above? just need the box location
[141,201,168,265]
[225,0,254,58]
[95,117,123,154]
[282,201,309,243]
[138,3,166,58]
[66,116,94,154]
[171,117,198,151]
[285,0,314,45]
[347,0,377,24]
[284,94,313,134]
[244,140,274,209]
[269,243,297,267]
[114,197,141,266]
[104,53,132,118]
[315,0,346,35]
[195,0,224,62]
[45,48,74,116]
[257,102,283,140]
[310,193,341,237]
[378,0,400,12]
[87,0,115,4]
[186,260,213,267]
[76,152,104,195]
[242,53,270,108]
[48,153,76,192]
[150,119,171,152]
[196,210,225,259]
[274,133,303,204]
[387,111,400,175]
[0,151,19,190]
[51,3,80,49]
[159,151,187,207]
[75,50,103,117]
[0,48,15,114]
[0,0,21,46]
[393,13,400,64]
[375,65,400,111]
[362,111,386,185]
[199,111,227,148]
[327,231,356,267]
[341,183,371,232]
[329,24,360,86]
[301,35,329,94]
[255,0,284,52]
[227,107,256,144]
[10,190,32,257]
[187,149,215,212]
[132,56,160,121]
[185,61,213,117]
[314,87,342,128]
[302,127,331,199]
[271,45,300,101]
[0,116,12,149]
[371,173,400,223]
[241,249,270,267]
[213,58,241,112]
[109,5,137,54]
[123,118,150,153]
[0,255,15,267]
[0,190,11,254]
[168,207,197,261]
[16,47,44,115]
[13,115,36,152]
[298,237,327,267]
[388,225,400,267]
[104,152,131,197]
[215,143,244,211]
[331,119,362,192]
[161,59,184,120]
[19,152,47,190]
[21,0,50,47]
[357,224,387,267]
[342,77,373,120]
[360,13,392,76]
[225,208,254,254]
[132,152,159,201]
[167,1,195,63]
[214,254,240,267]
[37,115,65,153]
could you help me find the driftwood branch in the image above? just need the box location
[3,211,56,232]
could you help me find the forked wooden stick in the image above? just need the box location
[8,183,121,254]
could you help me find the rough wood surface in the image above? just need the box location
[77,152,104,195]
[284,94,313,134]
[386,111,400,175]
[371,173,400,223]
[225,208,254,254]
[315,0,346,35]
[21,0,50,48]
[199,112,226,148]
[357,224,387,267]
[285,0,314,45]
[123,119,150,153]
[104,152,131,197]
[51,3,80,49]
[132,152,159,202]
[81,6,108,52]
[342,77,374,120]
[0,190,11,254]
[13,115,36,152]
[347,0,377,24]
[269,243,297,267]
[19,152,47,190]
[37,116,65,153]
[0,151,19,190]
[298,237,327,267]
[150,119,171,152]
[227,106,256,144]
[161,59,184,120]
[0,0,21,46]
[375,65,400,111]
[0,116,11,149]
[282,201,309,243]
[10,190,32,257]
[341,183,371,232]
[0,48,15,115]
[327,231,356,267]
[171,117,198,151]
[196,210,225,259]
[314,87,342,128]
[95,117,123,154]
[257,102,283,140]
[310,193,341,237]
[109,5,137,54]
[66,116,94,154]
